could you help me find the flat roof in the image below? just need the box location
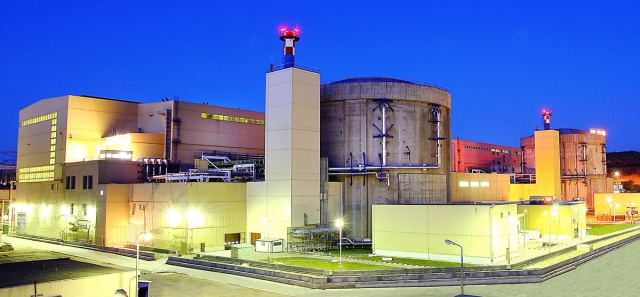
[0,248,130,289]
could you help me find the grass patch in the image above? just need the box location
[587,224,636,235]
[324,248,372,256]
[272,257,396,271]
[323,248,471,267]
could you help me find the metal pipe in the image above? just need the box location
[434,106,442,168]
[381,103,388,166]
[329,165,439,171]
[328,171,390,188]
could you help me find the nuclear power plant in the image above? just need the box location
[7,27,621,265]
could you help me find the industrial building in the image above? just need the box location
[320,77,451,238]
[8,28,616,265]
[451,139,522,174]
[521,119,609,208]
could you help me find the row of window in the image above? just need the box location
[459,181,490,187]
[20,112,58,127]
[18,172,55,183]
[66,175,93,190]
[200,113,265,125]
[464,145,520,155]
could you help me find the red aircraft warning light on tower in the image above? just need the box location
[542,109,552,130]
[279,27,300,68]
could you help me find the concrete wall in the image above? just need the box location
[451,172,511,203]
[100,184,131,246]
[168,100,265,164]
[372,204,518,265]
[129,182,248,251]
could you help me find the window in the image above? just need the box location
[66,176,76,189]
[83,175,93,189]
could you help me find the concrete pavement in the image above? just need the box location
[5,233,640,296]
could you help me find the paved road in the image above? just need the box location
[5,235,640,297]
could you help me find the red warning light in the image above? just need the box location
[279,27,300,40]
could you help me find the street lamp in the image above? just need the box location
[614,203,620,223]
[136,232,152,297]
[336,219,344,271]
[445,239,464,296]
[522,210,528,248]
[263,218,274,263]
[606,196,612,216]
[187,210,204,254]
[505,216,516,269]
[615,171,620,185]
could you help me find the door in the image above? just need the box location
[250,232,261,245]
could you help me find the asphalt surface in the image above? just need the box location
[4,235,640,297]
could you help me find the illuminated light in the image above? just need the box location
[470,181,480,187]
[167,209,182,228]
[40,204,51,217]
[480,181,490,187]
[459,181,469,187]
[187,210,204,228]
[87,205,97,221]
[285,206,291,216]
[61,204,71,216]
[589,128,606,136]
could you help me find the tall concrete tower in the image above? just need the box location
[247,27,321,241]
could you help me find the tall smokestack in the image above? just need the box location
[542,109,552,130]
[279,27,300,68]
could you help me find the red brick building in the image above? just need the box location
[451,139,522,173]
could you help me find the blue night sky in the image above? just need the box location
[2,1,639,155]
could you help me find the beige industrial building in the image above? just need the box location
[13,95,264,250]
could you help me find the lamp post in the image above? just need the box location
[264,218,274,263]
[615,171,620,186]
[505,216,516,269]
[187,210,204,254]
[606,196,612,218]
[547,208,552,254]
[136,232,151,297]
[336,219,344,270]
[445,239,464,295]
[614,203,619,223]
[581,206,587,240]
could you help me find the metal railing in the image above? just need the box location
[320,77,450,93]
[266,63,320,73]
